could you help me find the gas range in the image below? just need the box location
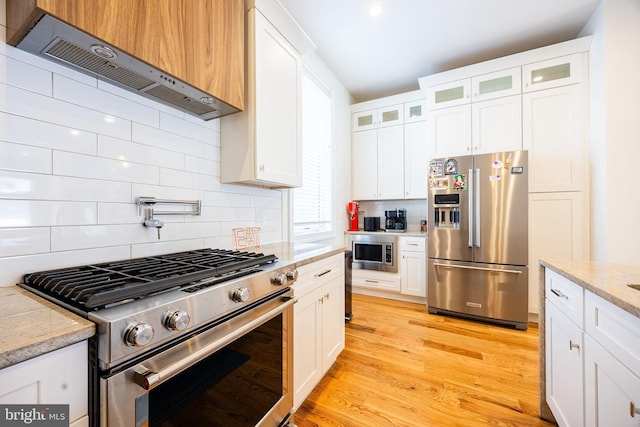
[20,248,297,370]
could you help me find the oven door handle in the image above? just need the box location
[133,296,296,391]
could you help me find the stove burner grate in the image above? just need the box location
[21,248,277,311]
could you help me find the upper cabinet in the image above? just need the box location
[523,54,582,92]
[351,92,427,200]
[220,0,316,188]
[426,80,471,110]
[471,67,521,102]
[6,0,245,119]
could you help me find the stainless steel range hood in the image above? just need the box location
[15,14,239,120]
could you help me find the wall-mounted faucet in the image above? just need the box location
[136,197,202,240]
[143,208,164,239]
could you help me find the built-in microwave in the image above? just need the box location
[349,234,397,273]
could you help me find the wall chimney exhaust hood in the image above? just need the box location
[10,13,240,121]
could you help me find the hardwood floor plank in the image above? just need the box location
[294,294,554,426]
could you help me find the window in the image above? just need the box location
[293,70,333,239]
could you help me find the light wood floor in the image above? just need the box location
[294,293,555,427]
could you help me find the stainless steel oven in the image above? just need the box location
[19,248,298,427]
[103,289,294,427]
[349,234,397,273]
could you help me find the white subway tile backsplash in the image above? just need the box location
[0,246,132,286]
[160,111,219,143]
[98,135,185,170]
[0,82,131,140]
[54,74,159,127]
[0,227,50,257]
[184,156,218,176]
[0,37,283,286]
[0,53,52,96]
[131,238,206,258]
[0,200,97,227]
[160,168,220,192]
[53,151,159,185]
[0,141,51,173]
[132,123,206,158]
[0,171,132,202]
[0,112,97,155]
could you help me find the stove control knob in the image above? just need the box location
[271,272,288,286]
[124,323,154,347]
[285,269,298,281]
[231,287,250,303]
[164,309,190,331]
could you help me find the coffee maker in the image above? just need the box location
[385,209,407,232]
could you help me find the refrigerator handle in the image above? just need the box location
[475,168,480,247]
[468,168,473,247]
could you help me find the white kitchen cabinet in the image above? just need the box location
[426,79,471,110]
[404,120,428,198]
[545,299,584,427]
[584,291,640,427]
[0,341,88,425]
[428,104,472,157]
[352,268,401,293]
[471,95,522,155]
[471,67,521,102]
[404,99,427,123]
[523,83,586,192]
[221,6,310,188]
[584,335,640,427]
[352,104,403,131]
[399,236,426,297]
[293,254,345,411]
[523,53,583,93]
[351,125,404,200]
[528,192,589,314]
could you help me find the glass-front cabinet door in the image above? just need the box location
[377,104,404,128]
[352,109,377,131]
[404,99,427,123]
[471,67,521,102]
[426,79,471,110]
[522,53,582,92]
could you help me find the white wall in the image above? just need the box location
[0,8,351,286]
[580,0,640,263]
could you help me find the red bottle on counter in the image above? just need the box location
[347,201,359,231]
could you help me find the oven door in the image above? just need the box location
[100,290,295,427]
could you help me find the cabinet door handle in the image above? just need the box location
[550,288,568,299]
[315,269,332,278]
[631,402,640,417]
[365,280,378,284]
[325,293,330,300]
[569,340,580,351]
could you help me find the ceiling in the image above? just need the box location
[278,0,602,102]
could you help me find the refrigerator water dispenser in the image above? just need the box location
[433,194,460,229]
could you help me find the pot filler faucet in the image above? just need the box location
[137,197,202,240]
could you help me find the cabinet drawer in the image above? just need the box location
[585,291,640,376]
[352,269,400,292]
[545,269,584,327]
[399,236,426,252]
[294,253,344,298]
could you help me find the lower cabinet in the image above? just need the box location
[544,267,640,427]
[292,253,345,411]
[399,236,426,297]
[545,300,584,427]
[0,341,89,426]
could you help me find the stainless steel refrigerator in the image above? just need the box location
[427,150,528,330]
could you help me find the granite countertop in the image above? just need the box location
[0,286,95,369]
[540,259,640,318]
[256,242,347,267]
[345,230,427,237]
[0,242,343,370]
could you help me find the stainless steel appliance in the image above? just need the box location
[427,150,529,330]
[20,248,298,427]
[384,209,407,232]
[349,234,397,273]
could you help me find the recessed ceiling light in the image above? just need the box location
[369,3,382,17]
